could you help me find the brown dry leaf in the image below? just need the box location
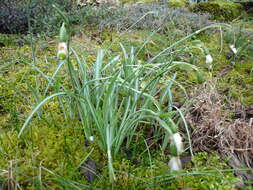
[219,66,233,76]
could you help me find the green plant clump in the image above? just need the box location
[191,0,243,21]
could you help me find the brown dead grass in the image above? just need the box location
[186,82,228,152]
[186,81,253,182]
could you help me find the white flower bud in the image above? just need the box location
[229,44,237,54]
[57,42,68,60]
[170,133,184,155]
[89,136,94,142]
[168,156,182,170]
[205,54,213,64]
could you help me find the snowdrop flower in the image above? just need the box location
[57,42,68,60]
[57,22,69,60]
[229,44,237,54]
[170,133,184,155]
[205,54,213,64]
[168,156,182,171]
[89,136,94,142]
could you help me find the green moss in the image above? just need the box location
[1,20,253,189]
[192,24,253,105]
[171,152,239,190]
[0,34,22,46]
[96,152,239,189]
[121,0,154,4]
[0,125,105,189]
[168,0,187,8]
[191,0,244,21]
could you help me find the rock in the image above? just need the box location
[190,0,244,21]
[80,159,98,183]
[180,155,192,168]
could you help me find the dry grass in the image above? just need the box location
[220,120,253,182]
[186,82,228,152]
[185,81,253,182]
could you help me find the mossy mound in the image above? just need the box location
[191,0,243,21]
[233,1,253,12]
[168,0,187,8]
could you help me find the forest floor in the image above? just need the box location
[0,3,253,189]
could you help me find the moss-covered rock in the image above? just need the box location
[168,0,187,8]
[233,1,253,13]
[191,0,243,21]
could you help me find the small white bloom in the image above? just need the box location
[89,136,94,142]
[57,42,68,60]
[229,44,237,54]
[168,156,182,171]
[205,54,213,64]
[170,133,184,155]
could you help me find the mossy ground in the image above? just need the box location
[1,3,253,189]
[168,0,187,8]
[191,0,244,21]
